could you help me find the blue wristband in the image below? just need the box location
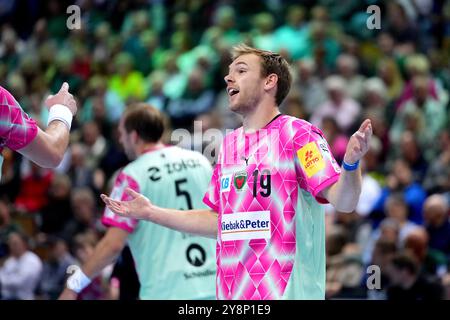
[342,160,360,171]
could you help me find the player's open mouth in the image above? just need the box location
[227,87,239,97]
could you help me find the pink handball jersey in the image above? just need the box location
[0,86,38,178]
[203,114,341,300]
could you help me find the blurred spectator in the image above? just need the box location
[372,159,427,225]
[354,159,382,245]
[424,194,450,258]
[386,252,444,300]
[321,117,349,164]
[0,27,24,70]
[67,143,99,191]
[38,174,73,236]
[98,125,129,183]
[280,89,307,122]
[108,53,146,101]
[0,232,42,300]
[202,5,241,48]
[443,273,450,300]
[294,59,327,115]
[396,54,448,109]
[363,218,400,266]
[273,5,309,60]
[385,2,418,50]
[362,135,384,179]
[423,128,450,194]
[145,71,169,111]
[399,131,428,182]
[336,54,365,101]
[81,122,108,170]
[81,76,124,126]
[59,188,100,246]
[36,237,76,300]
[306,20,341,74]
[310,75,361,134]
[49,51,82,96]
[14,162,54,214]
[367,239,398,300]
[161,52,188,100]
[377,58,404,103]
[0,149,21,201]
[403,227,448,277]
[364,191,423,266]
[385,194,420,242]
[361,77,393,126]
[251,13,277,52]
[326,226,364,299]
[166,68,215,129]
[0,199,22,262]
[137,30,165,76]
[390,75,448,151]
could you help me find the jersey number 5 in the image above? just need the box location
[175,178,193,210]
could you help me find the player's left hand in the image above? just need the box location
[343,119,372,165]
[101,188,153,220]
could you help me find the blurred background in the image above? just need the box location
[0,0,449,300]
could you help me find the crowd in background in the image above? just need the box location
[0,0,450,300]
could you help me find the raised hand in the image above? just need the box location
[45,82,77,115]
[344,119,373,165]
[101,188,153,220]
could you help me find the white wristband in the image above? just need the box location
[47,104,73,130]
[66,268,91,293]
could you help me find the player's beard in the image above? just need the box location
[229,88,261,115]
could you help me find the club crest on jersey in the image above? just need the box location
[297,141,325,178]
[233,171,247,191]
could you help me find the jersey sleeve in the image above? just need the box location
[102,170,140,233]
[0,86,38,151]
[292,120,341,204]
[202,161,220,213]
[202,143,224,213]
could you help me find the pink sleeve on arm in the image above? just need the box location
[292,121,341,204]
[0,86,38,151]
[202,162,220,213]
[102,171,140,233]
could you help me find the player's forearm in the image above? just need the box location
[81,231,126,279]
[325,168,362,213]
[149,207,218,239]
[18,123,69,168]
[40,122,70,165]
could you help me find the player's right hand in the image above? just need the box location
[45,82,77,115]
[58,288,78,300]
[101,188,153,221]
